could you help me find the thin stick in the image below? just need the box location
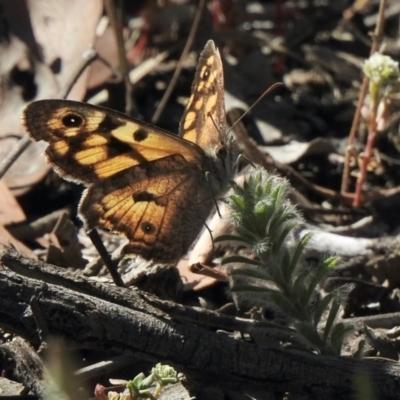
[151,0,207,124]
[30,296,50,345]
[61,49,98,99]
[87,229,126,287]
[0,136,31,180]
[104,0,136,116]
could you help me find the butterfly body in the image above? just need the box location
[23,40,235,262]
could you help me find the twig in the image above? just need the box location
[151,0,207,124]
[61,48,98,99]
[87,229,126,288]
[104,0,137,116]
[6,209,70,241]
[30,296,50,350]
[75,354,138,380]
[0,135,31,180]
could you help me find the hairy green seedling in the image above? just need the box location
[218,168,352,355]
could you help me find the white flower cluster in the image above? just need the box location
[363,52,399,85]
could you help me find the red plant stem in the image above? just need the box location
[352,102,378,207]
[340,0,387,204]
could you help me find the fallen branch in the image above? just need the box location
[1,248,400,399]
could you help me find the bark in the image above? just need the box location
[1,248,400,399]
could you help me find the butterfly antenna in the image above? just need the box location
[227,82,283,134]
[208,113,225,143]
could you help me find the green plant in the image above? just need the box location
[353,52,399,207]
[95,363,180,400]
[217,168,352,355]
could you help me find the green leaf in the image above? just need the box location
[132,373,146,387]
[230,195,245,211]
[254,202,269,236]
[255,320,297,334]
[272,184,284,208]
[222,255,262,266]
[231,284,277,294]
[277,248,292,288]
[330,323,353,350]
[305,257,339,303]
[138,373,155,389]
[313,293,335,327]
[323,299,341,341]
[264,176,274,195]
[296,321,324,351]
[271,224,293,254]
[269,292,299,319]
[324,256,340,270]
[299,231,313,246]
[215,234,253,244]
[285,236,307,281]
[292,270,310,307]
[230,267,271,281]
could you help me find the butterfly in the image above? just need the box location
[23,40,236,263]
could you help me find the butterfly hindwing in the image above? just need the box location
[80,156,212,261]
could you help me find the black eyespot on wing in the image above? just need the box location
[62,113,83,127]
[98,114,125,132]
[133,128,148,142]
[141,221,156,234]
[133,191,156,202]
[108,136,133,157]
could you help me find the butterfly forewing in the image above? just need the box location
[179,40,226,151]
[23,100,204,184]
